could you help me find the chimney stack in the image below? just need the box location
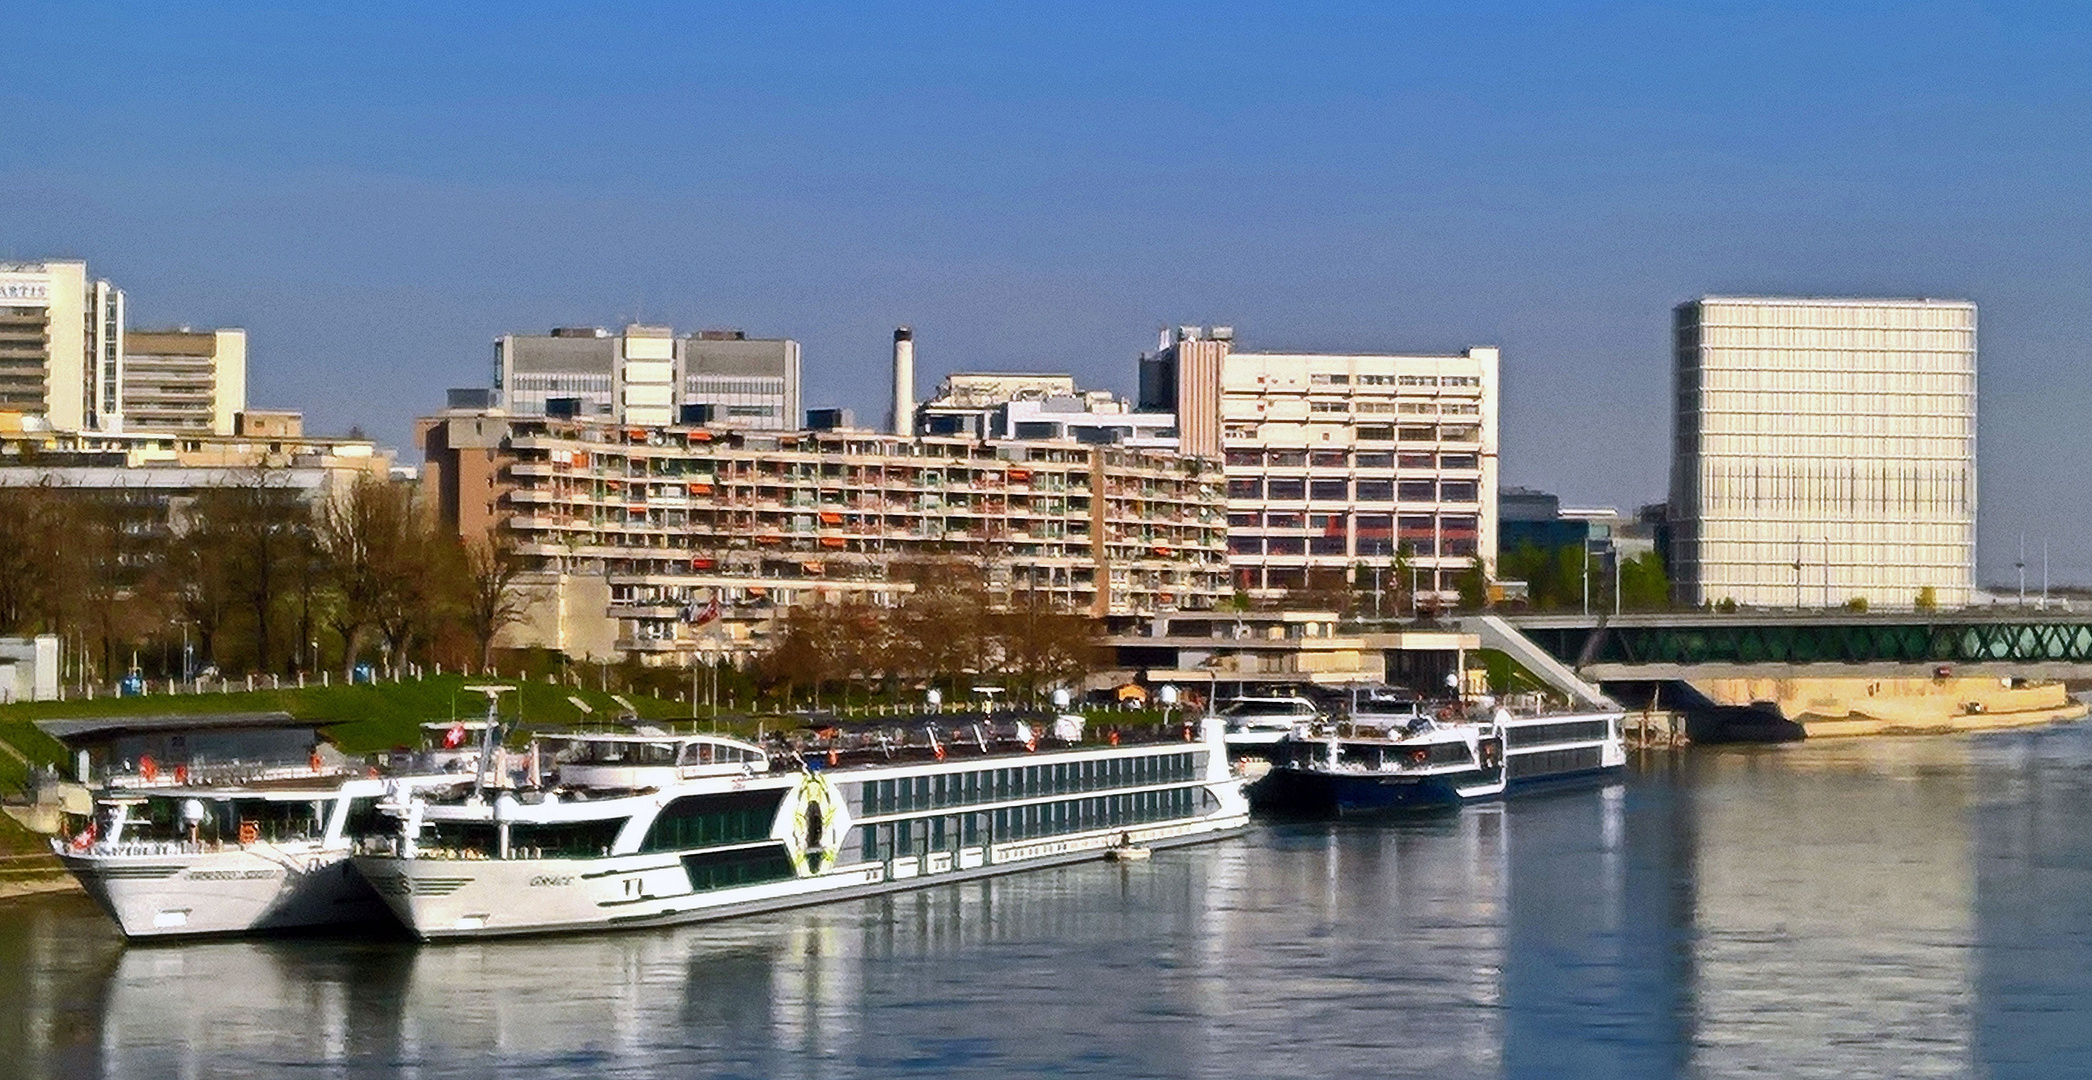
[890,326,915,436]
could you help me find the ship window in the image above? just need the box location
[508,818,626,858]
[341,797,383,840]
[679,845,796,891]
[640,789,784,852]
[1506,720,1612,747]
[424,821,498,858]
[896,819,914,856]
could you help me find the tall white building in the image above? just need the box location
[0,259,124,432]
[1144,327,1499,605]
[1669,296,1977,609]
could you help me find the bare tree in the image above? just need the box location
[316,476,415,680]
[218,470,306,673]
[0,485,76,635]
[459,534,531,672]
[995,590,1100,702]
[166,490,241,671]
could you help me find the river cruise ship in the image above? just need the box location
[354,719,1250,940]
[1249,693,1626,816]
[55,719,500,939]
[56,771,477,938]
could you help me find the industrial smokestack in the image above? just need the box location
[890,326,915,437]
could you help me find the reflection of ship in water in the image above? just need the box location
[72,861,1241,1076]
[85,938,418,1078]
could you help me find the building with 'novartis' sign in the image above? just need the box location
[0,259,247,437]
[1669,296,1977,609]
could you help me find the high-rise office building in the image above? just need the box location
[1669,296,1977,608]
[0,259,125,432]
[1143,327,1499,604]
[494,325,800,429]
[122,328,247,435]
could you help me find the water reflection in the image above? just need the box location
[7,726,2092,1078]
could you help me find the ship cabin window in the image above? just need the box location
[134,797,330,845]
[341,796,384,840]
[640,789,784,852]
[1506,746,1604,780]
[569,740,679,766]
[424,821,499,858]
[851,753,1201,823]
[507,818,626,858]
[1505,720,1612,748]
[681,845,796,892]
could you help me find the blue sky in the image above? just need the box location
[5,2,2090,585]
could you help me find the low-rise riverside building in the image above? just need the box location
[418,412,1231,664]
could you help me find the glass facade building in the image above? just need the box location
[1670,297,1977,609]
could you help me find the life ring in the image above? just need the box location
[785,772,847,876]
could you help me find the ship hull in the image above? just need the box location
[355,812,1248,941]
[58,846,392,938]
[1249,761,1621,817]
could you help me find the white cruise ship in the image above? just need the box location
[55,719,498,939]
[354,719,1250,940]
[56,772,471,938]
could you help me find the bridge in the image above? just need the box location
[1504,611,2092,681]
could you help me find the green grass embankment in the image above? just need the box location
[1474,648,1556,698]
[0,674,695,779]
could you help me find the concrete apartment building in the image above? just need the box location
[420,412,1229,663]
[494,325,801,429]
[1669,296,1978,609]
[122,328,247,435]
[1141,326,1500,605]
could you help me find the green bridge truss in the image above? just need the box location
[1517,619,2092,669]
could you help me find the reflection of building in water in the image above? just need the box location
[1971,729,2092,1069]
[1687,742,1975,1076]
[1193,814,1510,1077]
[1501,767,1696,1077]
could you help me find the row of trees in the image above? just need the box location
[1494,543,1672,612]
[0,474,528,685]
[752,560,1100,710]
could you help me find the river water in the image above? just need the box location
[5,725,2090,1079]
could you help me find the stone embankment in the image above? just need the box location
[1692,674,2088,738]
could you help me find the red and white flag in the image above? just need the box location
[685,595,723,627]
[442,721,468,749]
